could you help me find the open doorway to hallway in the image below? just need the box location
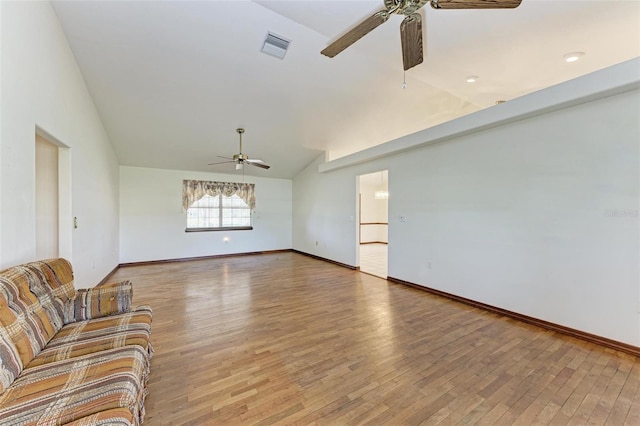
[36,133,59,259]
[35,128,72,261]
[358,170,388,278]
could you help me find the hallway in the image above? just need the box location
[359,243,387,278]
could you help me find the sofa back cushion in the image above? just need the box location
[0,264,69,366]
[0,297,27,391]
[20,259,76,329]
[30,259,76,304]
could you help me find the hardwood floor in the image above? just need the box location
[109,252,640,425]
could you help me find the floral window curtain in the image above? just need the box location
[182,180,255,210]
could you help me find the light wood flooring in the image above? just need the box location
[110,252,640,425]
[359,244,388,279]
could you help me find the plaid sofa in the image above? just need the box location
[0,258,153,425]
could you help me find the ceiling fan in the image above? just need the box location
[321,0,523,71]
[208,128,270,170]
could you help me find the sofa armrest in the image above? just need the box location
[64,280,133,323]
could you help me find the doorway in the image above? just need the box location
[358,170,388,278]
[35,129,72,260]
[36,133,60,259]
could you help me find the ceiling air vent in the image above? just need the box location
[261,32,291,59]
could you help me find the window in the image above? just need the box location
[186,194,252,231]
[182,179,255,232]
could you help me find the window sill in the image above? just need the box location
[185,226,253,233]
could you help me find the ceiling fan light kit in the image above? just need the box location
[321,0,523,71]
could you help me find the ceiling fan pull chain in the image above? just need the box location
[402,70,407,89]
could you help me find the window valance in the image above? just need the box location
[182,180,255,210]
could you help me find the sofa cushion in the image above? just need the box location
[0,298,24,393]
[0,345,149,425]
[30,258,77,303]
[0,293,41,369]
[65,281,134,323]
[27,308,153,368]
[0,266,61,356]
[22,259,77,325]
[0,329,22,393]
[63,407,135,425]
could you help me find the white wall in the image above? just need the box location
[120,166,292,263]
[293,155,359,266]
[293,65,640,346]
[0,1,120,287]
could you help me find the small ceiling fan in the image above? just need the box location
[321,0,522,71]
[208,128,270,170]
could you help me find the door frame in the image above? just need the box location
[36,126,72,261]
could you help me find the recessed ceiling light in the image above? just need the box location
[564,52,585,63]
[466,75,479,83]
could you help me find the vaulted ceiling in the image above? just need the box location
[52,0,640,179]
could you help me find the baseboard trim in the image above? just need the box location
[118,249,292,268]
[291,249,358,270]
[118,249,358,271]
[100,250,292,284]
[387,276,640,358]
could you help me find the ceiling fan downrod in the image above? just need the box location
[233,128,249,163]
[236,128,245,155]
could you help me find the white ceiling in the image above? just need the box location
[51,0,640,179]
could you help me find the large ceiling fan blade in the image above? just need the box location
[400,13,423,71]
[247,160,270,170]
[208,160,234,166]
[431,0,522,9]
[217,155,233,160]
[321,10,391,58]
